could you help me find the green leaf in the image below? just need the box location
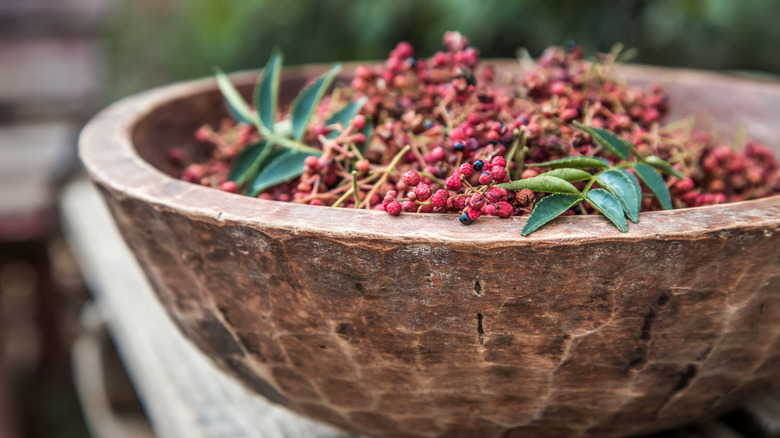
[359,115,374,153]
[617,168,643,218]
[645,156,685,179]
[573,121,638,160]
[291,64,342,141]
[214,67,255,125]
[634,163,673,210]
[248,150,317,196]
[532,156,611,169]
[325,97,368,139]
[497,175,581,195]
[585,189,628,232]
[597,169,640,223]
[255,48,283,131]
[521,194,581,236]
[540,168,593,182]
[228,141,270,186]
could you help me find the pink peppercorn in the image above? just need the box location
[446,174,463,191]
[470,194,485,210]
[482,203,497,216]
[466,206,481,221]
[220,181,238,193]
[403,170,421,187]
[478,172,493,185]
[459,162,475,177]
[431,189,449,208]
[497,201,513,218]
[491,165,508,182]
[486,187,503,203]
[386,201,402,216]
[491,156,507,168]
[402,200,418,212]
[415,183,432,201]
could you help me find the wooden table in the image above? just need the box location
[61,179,780,438]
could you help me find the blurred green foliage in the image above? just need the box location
[105,0,780,100]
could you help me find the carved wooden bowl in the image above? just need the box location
[79,63,780,438]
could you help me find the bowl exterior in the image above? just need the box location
[80,63,780,438]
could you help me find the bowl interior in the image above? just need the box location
[130,62,780,180]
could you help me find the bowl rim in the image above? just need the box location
[79,62,780,245]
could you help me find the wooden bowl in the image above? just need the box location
[79,62,780,438]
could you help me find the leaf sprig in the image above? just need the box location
[214,49,365,196]
[498,121,684,236]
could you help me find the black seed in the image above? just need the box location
[423,119,434,129]
[473,160,484,171]
[459,213,473,225]
[407,57,417,68]
[454,142,465,152]
[565,40,578,53]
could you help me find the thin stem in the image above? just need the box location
[351,170,360,207]
[360,145,411,209]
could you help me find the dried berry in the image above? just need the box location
[403,170,421,187]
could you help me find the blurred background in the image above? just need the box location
[1,0,779,437]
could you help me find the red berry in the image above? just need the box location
[356,159,370,172]
[402,200,418,212]
[352,114,366,130]
[459,162,475,177]
[403,170,421,187]
[491,156,507,168]
[431,146,445,162]
[304,156,320,171]
[386,201,402,216]
[483,203,497,216]
[446,174,463,191]
[415,183,432,201]
[466,206,481,221]
[486,187,503,203]
[431,189,449,208]
[491,165,507,182]
[168,147,183,163]
[470,194,485,210]
[497,201,513,218]
[220,181,238,193]
[351,133,366,144]
[478,172,493,185]
[195,126,211,142]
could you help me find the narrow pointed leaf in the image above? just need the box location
[255,48,283,131]
[521,194,581,236]
[248,150,317,196]
[214,67,255,125]
[634,163,673,210]
[497,175,581,195]
[645,155,685,179]
[617,168,643,218]
[291,64,342,141]
[541,168,593,182]
[585,189,628,232]
[532,156,611,169]
[573,121,638,160]
[228,141,269,186]
[326,97,368,139]
[597,169,640,223]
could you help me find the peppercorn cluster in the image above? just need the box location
[175,31,780,221]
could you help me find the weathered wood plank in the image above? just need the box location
[62,179,354,438]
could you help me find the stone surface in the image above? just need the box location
[79,63,780,438]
